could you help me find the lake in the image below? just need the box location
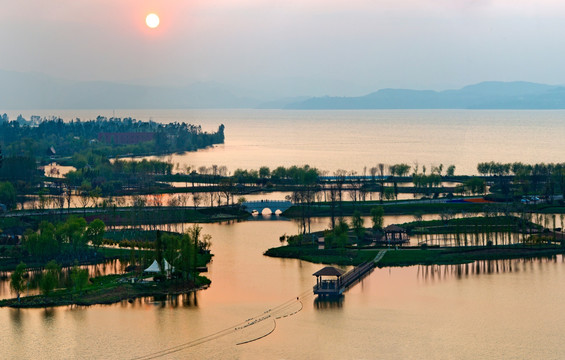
[9,109,565,175]
[1,217,565,359]
[2,109,565,359]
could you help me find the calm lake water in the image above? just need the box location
[3,109,565,359]
[2,217,565,359]
[9,109,565,175]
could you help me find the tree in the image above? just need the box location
[23,220,59,259]
[384,187,395,201]
[390,163,411,177]
[86,219,105,250]
[193,193,202,208]
[89,186,102,208]
[332,218,349,248]
[0,181,16,210]
[178,233,194,280]
[189,224,201,273]
[155,230,164,274]
[334,169,346,217]
[57,216,88,254]
[351,211,365,240]
[464,177,486,195]
[78,180,92,215]
[446,165,456,177]
[219,178,235,205]
[413,211,424,225]
[10,262,26,302]
[370,206,384,231]
[259,166,270,179]
[64,185,73,212]
[348,173,360,204]
[328,183,338,229]
[200,234,212,253]
[37,188,49,210]
[175,224,205,280]
[70,263,89,293]
[40,260,61,296]
[477,162,489,176]
[378,163,386,202]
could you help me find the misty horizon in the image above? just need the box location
[2,67,565,110]
[3,0,565,102]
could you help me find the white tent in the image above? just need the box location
[143,259,174,273]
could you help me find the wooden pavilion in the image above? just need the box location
[383,225,410,246]
[313,266,346,296]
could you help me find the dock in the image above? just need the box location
[313,250,387,297]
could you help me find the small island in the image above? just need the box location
[265,207,565,267]
[1,116,565,306]
[0,216,213,308]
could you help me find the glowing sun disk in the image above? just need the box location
[146,13,160,29]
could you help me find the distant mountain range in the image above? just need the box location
[285,82,565,109]
[1,69,565,110]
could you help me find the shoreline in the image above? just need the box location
[0,273,211,309]
[264,244,565,267]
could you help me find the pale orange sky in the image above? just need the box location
[1,0,565,97]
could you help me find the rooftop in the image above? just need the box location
[313,266,346,277]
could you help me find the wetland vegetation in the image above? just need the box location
[2,114,565,307]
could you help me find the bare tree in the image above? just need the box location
[77,183,92,216]
[334,169,347,217]
[378,163,386,202]
[65,185,73,212]
[328,183,338,229]
[178,194,189,207]
[193,193,202,208]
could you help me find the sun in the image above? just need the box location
[146,13,160,29]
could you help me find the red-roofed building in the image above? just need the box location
[98,132,155,145]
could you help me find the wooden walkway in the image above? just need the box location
[314,250,387,297]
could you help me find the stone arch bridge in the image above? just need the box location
[241,200,293,214]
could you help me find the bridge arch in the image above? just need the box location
[241,200,293,215]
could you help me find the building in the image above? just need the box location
[383,225,410,245]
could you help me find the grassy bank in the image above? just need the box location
[0,273,211,308]
[377,246,565,267]
[264,245,381,266]
[398,215,538,234]
[265,244,565,267]
[283,202,492,218]
[2,206,249,229]
[0,246,139,272]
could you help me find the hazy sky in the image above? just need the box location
[2,0,565,97]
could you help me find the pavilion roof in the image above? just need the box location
[384,225,406,233]
[313,266,346,277]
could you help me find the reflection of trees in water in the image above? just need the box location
[0,259,130,299]
[117,218,251,235]
[0,269,43,298]
[9,308,23,329]
[42,307,55,321]
[130,291,200,309]
[417,255,563,282]
[314,296,344,310]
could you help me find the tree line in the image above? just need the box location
[477,161,565,200]
[20,217,105,261]
[0,115,224,160]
